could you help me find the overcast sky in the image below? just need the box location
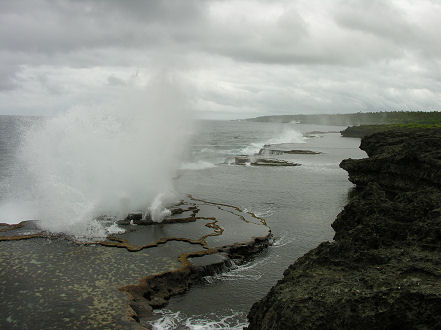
[1,0,440,119]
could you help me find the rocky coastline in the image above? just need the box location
[123,235,270,323]
[0,195,271,329]
[247,128,441,329]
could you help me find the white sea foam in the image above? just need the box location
[150,309,248,330]
[0,73,192,238]
[271,234,295,248]
[240,125,305,155]
[202,256,271,284]
[150,310,184,330]
[184,311,248,330]
[253,208,275,218]
[266,126,305,145]
[105,222,125,235]
[240,142,263,155]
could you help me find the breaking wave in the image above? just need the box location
[0,74,191,238]
[240,126,305,155]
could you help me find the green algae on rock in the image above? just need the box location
[247,128,441,330]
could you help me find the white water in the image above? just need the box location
[240,124,305,155]
[1,74,192,237]
[150,309,248,330]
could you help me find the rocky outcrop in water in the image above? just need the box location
[258,146,321,156]
[247,128,441,329]
[234,156,299,166]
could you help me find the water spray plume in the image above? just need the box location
[5,73,192,237]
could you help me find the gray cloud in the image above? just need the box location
[0,63,19,91]
[0,0,440,117]
[334,1,415,41]
[0,0,206,54]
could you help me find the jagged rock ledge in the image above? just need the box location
[0,195,271,328]
[121,235,271,322]
[234,155,300,166]
[258,146,321,156]
[247,128,441,329]
[113,195,273,323]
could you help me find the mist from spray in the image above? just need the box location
[240,124,305,155]
[10,74,192,237]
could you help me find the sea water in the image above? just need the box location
[149,120,365,329]
[0,117,365,329]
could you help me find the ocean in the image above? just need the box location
[157,120,365,328]
[0,116,365,329]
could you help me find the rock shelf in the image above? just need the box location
[0,195,270,329]
[234,155,299,167]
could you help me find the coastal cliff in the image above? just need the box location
[247,129,441,329]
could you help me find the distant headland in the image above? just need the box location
[246,111,441,126]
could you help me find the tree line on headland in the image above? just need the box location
[247,111,441,126]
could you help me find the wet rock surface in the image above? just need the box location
[0,195,270,329]
[247,128,441,329]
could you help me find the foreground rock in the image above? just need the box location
[0,196,270,329]
[247,128,441,329]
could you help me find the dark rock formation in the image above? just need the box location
[235,156,299,166]
[122,237,271,322]
[340,125,391,137]
[258,147,321,156]
[340,124,441,138]
[117,206,200,226]
[247,128,441,329]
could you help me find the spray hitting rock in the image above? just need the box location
[10,73,192,237]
